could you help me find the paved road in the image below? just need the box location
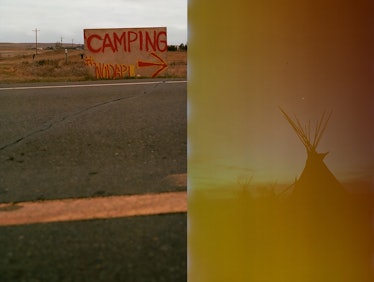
[0,79,187,202]
[0,79,187,281]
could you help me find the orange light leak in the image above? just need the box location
[0,191,187,227]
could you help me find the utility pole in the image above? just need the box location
[32,28,40,55]
[60,36,63,47]
[71,39,74,48]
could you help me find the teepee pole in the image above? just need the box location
[279,107,332,153]
[279,107,310,150]
[313,110,332,149]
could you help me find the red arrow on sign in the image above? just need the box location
[138,52,168,78]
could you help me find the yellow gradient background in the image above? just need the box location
[188,0,374,281]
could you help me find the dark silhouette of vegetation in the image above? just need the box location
[167,44,187,51]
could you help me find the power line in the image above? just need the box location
[32,28,40,55]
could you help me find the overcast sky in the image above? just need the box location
[0,0,187,45]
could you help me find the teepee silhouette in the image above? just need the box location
[279,107,345,206]
[278,108,372,282]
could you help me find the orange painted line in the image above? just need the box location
[0,191,187,227]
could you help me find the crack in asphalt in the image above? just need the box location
[0,84,160,152]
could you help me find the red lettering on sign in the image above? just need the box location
[113,32,127,52]
[85,30,167,54]
[128,31,138,52]
[157,31,167,52]
[87,34,102,53]
[102,33,116,53]
[145,31,157,52]
[139,31,143,51]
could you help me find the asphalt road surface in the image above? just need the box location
[0,79,187,202]
[0,79,187,281]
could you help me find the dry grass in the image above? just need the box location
[164,51,187,78]
[0,43,187,83]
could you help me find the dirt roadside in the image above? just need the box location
[0,43,187,83]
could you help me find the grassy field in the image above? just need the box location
[0,43,187,83]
